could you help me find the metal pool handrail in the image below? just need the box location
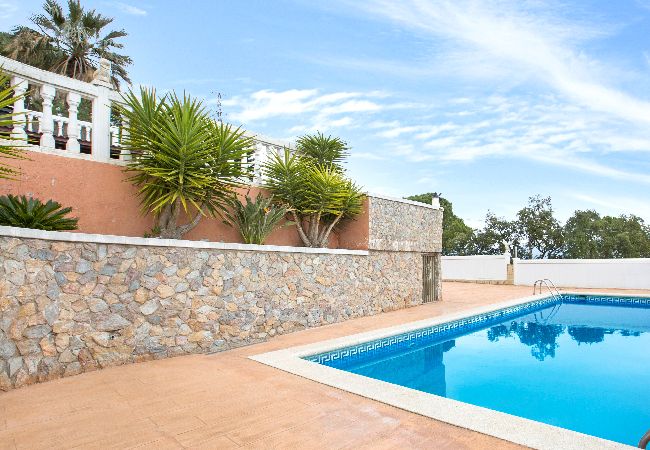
[639,429,650,448]
[532,279,561,300]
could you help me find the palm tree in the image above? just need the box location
[4,0,131,87]
[263,134,365,248]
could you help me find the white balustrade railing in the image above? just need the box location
[1,55,293,174]
[1,54,120,161]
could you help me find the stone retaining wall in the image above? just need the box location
[0,232,422,390]
[369,195,442,252]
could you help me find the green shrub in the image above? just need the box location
[0,195,78,231]
[224,193,290,245]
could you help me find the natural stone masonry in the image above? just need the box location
[0,236,422,390]
[368,196,443,252]
[0,195,442,391]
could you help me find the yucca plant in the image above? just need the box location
[263,134,364,248]
[116,87,255,239]
[295,132,349,170]
[0,71,28,180]
[223,193,291,245]
[0,195,78,230]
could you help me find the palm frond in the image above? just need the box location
[115,87,256,238]
[0,70,28,180]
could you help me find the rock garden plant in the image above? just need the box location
[0,194,78,230]
[223,192,291,245]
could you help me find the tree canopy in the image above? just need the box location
[407,193,650,259]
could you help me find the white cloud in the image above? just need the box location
[114,2,147,16]
[220,1,650,189]
[223,89,392,123]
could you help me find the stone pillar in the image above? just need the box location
[90,89,112,161]
[10,76,27,142]
[91,58,114,161]
[66,92,81,153]
[39,84,56,148]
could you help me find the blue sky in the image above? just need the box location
[3,0,650,226]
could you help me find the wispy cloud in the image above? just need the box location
[223,88,409,134]
[113,2,147,16]
[571,193,650,220]
[0,1,18,19]
[301,54,441,79]
[365,92,650,183]
[348,0,650,126]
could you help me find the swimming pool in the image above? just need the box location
[252,293,650,449]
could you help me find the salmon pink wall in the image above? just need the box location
[0,150,369,250]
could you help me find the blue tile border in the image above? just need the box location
[563,294,650,308]
[304,294,650,368]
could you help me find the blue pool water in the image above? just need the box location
[306,295,650,446]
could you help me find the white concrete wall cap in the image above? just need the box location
[367,193,443,210]
[0,226,369,256]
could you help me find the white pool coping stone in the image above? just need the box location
[250,291,644,450]
[0,226,369,256]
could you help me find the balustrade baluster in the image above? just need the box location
[10,76,28,142]
[119,119,131,161]
[66,92,81,153]
[39,84,56,148]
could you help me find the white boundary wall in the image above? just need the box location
[513,258,650,289]
[442,254,509,281]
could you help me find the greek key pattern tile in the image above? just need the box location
[563,295,650,308]
[305,294,650,367]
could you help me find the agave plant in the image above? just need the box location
[223,193,291,245]
[0,195,78,230]
[0,71,28,180]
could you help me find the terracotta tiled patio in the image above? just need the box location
[2,282,648,450]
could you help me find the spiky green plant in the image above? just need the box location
[0,195,78,230]
[0,70,27,180]
[116,87,255,239]
[5,0,132,86]
[223,193,291,245]
[263,139,364,248]
[295,132,349,170]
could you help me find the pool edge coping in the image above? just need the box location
[249,291,643,450]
